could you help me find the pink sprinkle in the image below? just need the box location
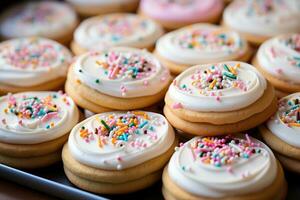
[276,68,283,74]
[1,119,6,124]
[143,80,149,86]
[227,166,233,173]
[216,96,221,102]
[117,156,122,162]
[18,120,23,126]
[172,102,183,109]
[41,112,58,123]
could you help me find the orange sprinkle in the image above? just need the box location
[289,123,300,127]
[76,79,81,84]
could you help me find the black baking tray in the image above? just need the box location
[0,162,300,200]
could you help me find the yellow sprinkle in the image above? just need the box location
[209,79,217,89]
[236,63,241,68]
[229,66,237,75]
[132,111,145,116]
[76,79,81,84]
[289,123,300,127]
[4,108,8,114]
[98,138,103,148]
[50,122,55,127]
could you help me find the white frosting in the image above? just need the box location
[68,111,175,170]
[0,92,79,144]
[0,1,77,39]
[267,93,300,147]
[0,37,72,87]
[168,135,277,198]
[257,34,300,84]
[74,14,163,51]
[73,47,171,98]
[156,24,248,65]
[168,61,267,112]
[223,0,300,37]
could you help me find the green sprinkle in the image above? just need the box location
[224,64,230,72]
[223,71,236,79]
[95,79,100,84]
[101,120,110,131]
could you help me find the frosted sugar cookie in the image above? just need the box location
[164,61,277,136]
[0,1,78,44]
[163,134,287,199]
[0,37,73,95]
[155,24,251,75]
[0,91,79,169]
[139,0,224,30]
[259,93,300,173]
[66,0,139,17]
[71,13,163,55]
[253,34,300,97]
[62,111,177,194]
[223,0,300,46]
[65,47,171,113]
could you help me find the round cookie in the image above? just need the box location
[65,47,171,113]
[163,134,287,200]
[259,93,300,173]
[0,91,79,169]
[164,61,277,136]
[223,0,300,46]
[253,34,300,96]
[154,23,252,75]
[65,0,139,17]
[71,13,164,55]
[0,37,73,95]
[139,0,224,30]
[0,1,78,44]
[62,111,177,194]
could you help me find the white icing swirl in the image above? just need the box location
[68,111,175,170]
[73,47,171,98]
[223,0,300,37]
[74,14,163,51]
[168,135,277,198]
[168,61,267,112]
[257,34,300,84]
[156,24,248,65]
[267,93,300,147]
[0,37,72,87]
[0,92,79,144]
[0,1,77,39]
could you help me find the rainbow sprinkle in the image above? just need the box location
[279,96,300,127]
[178,135,262,168]
[79,112,165,149]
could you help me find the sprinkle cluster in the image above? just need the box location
[1,92,69,129]
[245,0,285,16]
[89,51,155,81]
[179,135,262,168]
[97,15,149,43]
[79,112,164,149]
[278,96,300,127]
[174,63,246,101]
[13,2,63,25]
[0,38,66,69]
[284,35,300,68]
[177,29,239,51]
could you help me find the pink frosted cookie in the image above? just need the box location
[0,37,73,95]
[71,13,164,55]
[253,34,300,97]
[223,0,300,46]
[0,1,78,44]
[66,0,139,17]
[139,0,224,30]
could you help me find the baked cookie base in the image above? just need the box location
[65,66,170,112]
[0,77,66,95]
[162,162,287,200]
[154,45,253,75]
[0,134,69,169]
[71,1,139,17]
[70,40,155,56]
[252,56,300,94]
[260,125,300,173]
[62,138,178,194]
